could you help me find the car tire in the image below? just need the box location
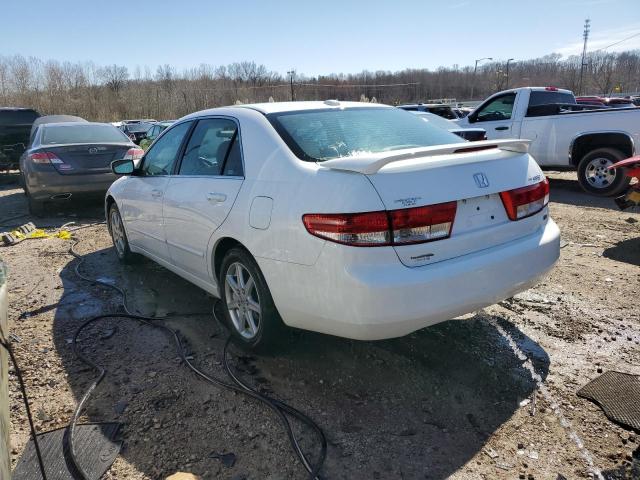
[219,247,287,352]
[27,193,46,217]
[577,148,631,197]
[108,203,136,263]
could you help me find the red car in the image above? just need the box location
[576,96,635,108]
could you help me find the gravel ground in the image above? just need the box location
[1,171,639,480]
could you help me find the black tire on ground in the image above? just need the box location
[108,203,137,263]
[577,148,631,197]
[27,194,46,217]
[219,247,288,352]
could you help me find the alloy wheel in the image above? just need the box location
[224,262,261,339]
[110,209,126,256]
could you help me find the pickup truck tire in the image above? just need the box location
[577,148,631,197]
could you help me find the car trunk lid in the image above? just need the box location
[44,143,130,175]
[319,140,548,267]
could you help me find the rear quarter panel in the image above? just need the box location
[211,109,386,267]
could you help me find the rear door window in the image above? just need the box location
[141,121,192,176]
[178,118,238,176]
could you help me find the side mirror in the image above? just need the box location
[111,159,134,175]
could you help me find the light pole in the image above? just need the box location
[505,58,514,88]
[287,70,296,101]
[471,57,492,99]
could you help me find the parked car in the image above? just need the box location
[397,103,460,119]
[0,108,41,170]
[30,115,87,144]
[411,111,487,141]
[106,101,560,351]
[139,121,175,150]
[20,122,143,215]
[575,96,607,107]
[455,87,640,196]
[121,122,153,144]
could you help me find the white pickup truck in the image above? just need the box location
[456,87,640,196]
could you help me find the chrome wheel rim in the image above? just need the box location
[110,209,126,256]
[585,157,616,189]
[224,262,261,339]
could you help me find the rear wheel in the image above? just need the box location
[26,192,46,217]
[219,247,287,352]
[577,148,630,196]
[108,203,136,263]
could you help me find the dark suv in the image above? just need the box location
[397,104,460,120]
[0,108,41,170]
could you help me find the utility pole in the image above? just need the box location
[505,58,514,89]
[471,57,492,100]
[287,70,296,101]
[578,19,590,95]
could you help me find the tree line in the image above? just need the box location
[0,51,638,122]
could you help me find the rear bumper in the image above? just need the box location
[25,170,117,201]
[259,218,560,340]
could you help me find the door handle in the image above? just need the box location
[151,189,163,198]
[495,126,509,131]
[207,192,227,203]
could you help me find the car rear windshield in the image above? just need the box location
[268,107,461,162]
[42,124,129,144]
[0,110,39,126]
[124,122,152,133]
[528,91,576,107]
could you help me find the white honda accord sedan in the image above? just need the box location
[106,101,560,350]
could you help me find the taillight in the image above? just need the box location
[28,152,65,165]
[389,202,456,244]
[124,148,144,161]
[302,211,391,246]
[500,179,549,220]
[302,201,457,247]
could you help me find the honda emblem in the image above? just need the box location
[473,172,490,188]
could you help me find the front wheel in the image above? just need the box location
[577,148,630,196]
[219,247,287,352]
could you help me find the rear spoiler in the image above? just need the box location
[318,139,531,175]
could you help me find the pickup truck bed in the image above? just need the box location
[456,87,640,196]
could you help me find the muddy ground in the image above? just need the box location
[1,171,638,480]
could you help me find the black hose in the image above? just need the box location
[67,229,326,479]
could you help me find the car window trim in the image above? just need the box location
[173,115,245,179]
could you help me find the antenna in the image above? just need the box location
[578,19,590,95]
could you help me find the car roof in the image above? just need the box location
[41,121,115,128]
[0,107,39,112]
[399,103,453,108]
[33,115,87,126]
[238,101,391,114]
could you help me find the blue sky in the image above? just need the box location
[2,0,639,76]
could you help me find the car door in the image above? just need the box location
[119,121,193,260]
[163,117,245,283]
[468,92,520,140]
